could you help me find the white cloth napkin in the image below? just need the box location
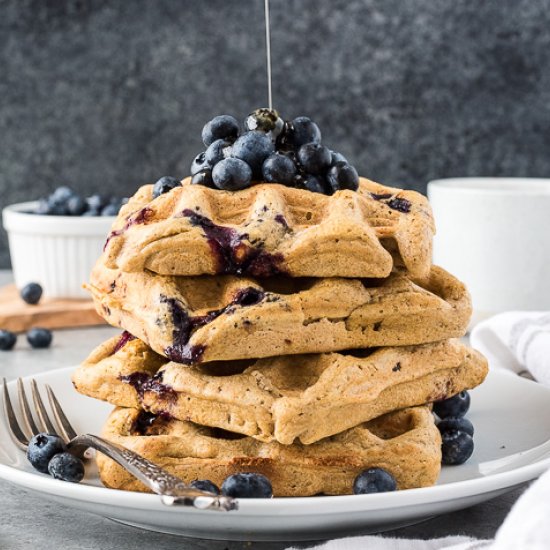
[286,311,550,550]
[287,467,550,550]
[470,311,550,386]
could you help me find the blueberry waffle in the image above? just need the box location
[96,405,442,496]
[102,177,434,279]
[74,335,487,445]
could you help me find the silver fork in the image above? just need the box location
[2,377,237,512]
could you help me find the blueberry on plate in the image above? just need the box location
[191,169,215,188]
[212,158,252,191]
[101,204,119,216]
[437,417,474,437]
[205,139,233,166]
[297,143,332,175]
[152,176,181,199]
[27,327,53,349]
[433,391,470,419]
[231,131,275,176]
[441,429,474,465]
[221,473,273,499]
[353,468,397,494]
[191,151,211,176]
[202,115,240,147]
[66,195,87,216]
[287,117,321,148]
[20,282,43,305]
[26,433,66,473]
[48,452,85,483]
[0,330,17,351]
[262,153,297,185]
[326,162,359,193]
[190,479,220,494]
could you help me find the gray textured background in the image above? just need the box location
[1,0,550,267]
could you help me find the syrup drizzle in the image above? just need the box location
[264,0,273,110]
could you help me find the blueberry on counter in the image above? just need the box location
[326,162,359,193]
[48,452,85,483]
[434,391,470,419]
[297,143,332,175]
[221,473,273,499]
[262,153,296,185]
[190,479,220,494]
[287,117,321,148]
[26,327,53,349]
[437,417,474,437]
[152,176,182,199]
[20,282,43,305]
[0,330,17,351]
[202,115,240,147]
[353,468,397,494]
[212,158,252,191]
[26,433,66,473]
[441,430,474,465]
[231,131,275,176]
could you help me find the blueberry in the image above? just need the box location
[190,479,220,494]
[46,199,70,216]
[221,473,273,499]
[20,282,43,305]
[50,186,75,205]
[86,194,110,212]
[353,468,397,494]
[82,208,100,217]
[205,139,232,166]
[244,108,284,141]
[26,433,66,473]
[66,195,87,216]
[152,176,181,199]
[47,452,85,482]
[434,391,470,419]
[231,131,275,176]
[262,153,297,185]
[330,150,348,165]
[26,327,53,349]
[326,162,359,193]
[288,117,321,148]
[191,152,211,176]
[191,169,215,188]
[0,330,17,351]
[101,204,120,216]
[441,430,474,465]
[438,417,474,437]
[202,115,240,147]
[296,174,326,194]
[35,199,52,215]
[212,158,252,191]
[297,143,332,175]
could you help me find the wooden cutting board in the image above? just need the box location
[0,284,106,333]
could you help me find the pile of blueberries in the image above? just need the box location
[434,390,475,465]
[32,186,127,217]
[189,109,359,195]
[0,283,53,351]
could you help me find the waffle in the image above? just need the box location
[101,177,435,279]
[97,405,442,496]
[73,336,487,444]
[87,262,471,364]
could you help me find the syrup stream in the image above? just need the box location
[264,0,273,109]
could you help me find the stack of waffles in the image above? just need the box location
[73,177,488,496]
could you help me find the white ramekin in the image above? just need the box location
[2,202,115,299]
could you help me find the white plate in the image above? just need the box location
[1,367,549,542]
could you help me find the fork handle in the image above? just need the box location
[67,434,237,511]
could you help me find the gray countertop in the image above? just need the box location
[0,270,524,549]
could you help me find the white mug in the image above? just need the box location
[427,178,550,318]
